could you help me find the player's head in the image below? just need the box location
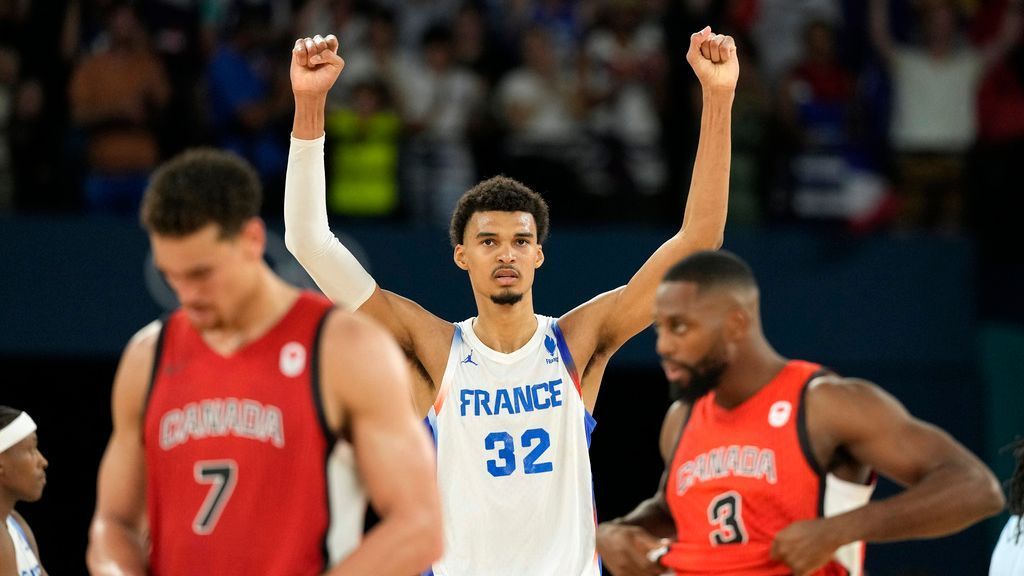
[0,406,48,503]
[451,176,549,307]
[141,148,265,330]
[654,250,759,402]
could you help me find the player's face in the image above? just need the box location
[151,221,264,330]
[653,281,730,402]
[0,433,48,502]
[454,211,544,306]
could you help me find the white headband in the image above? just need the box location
[0,412,37,454]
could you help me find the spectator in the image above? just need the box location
[869,0,1022,232]
[580,0,668,197]
[206,3,292,213]
[495,25,587,214]
[402,24,484,227]
[325,78,402,218]
[69,1,170,216]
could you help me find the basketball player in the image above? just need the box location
[991,439,1024,574]
[596,250,1005,576]
[284,27,736,576]
[0,406,47,576]
[86,149,442,576]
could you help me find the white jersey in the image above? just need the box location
[5,515,42,576]
[991,516,1024,575]
[426,315,600,576]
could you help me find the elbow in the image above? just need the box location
[284,229,317,263]
[402,506,444,570]
[976,467,1007,518]
[679,230,724,252]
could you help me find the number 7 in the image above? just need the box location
[193,460,238,535]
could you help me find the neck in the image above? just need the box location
[0,492,14,521]
[204,267,298,354]
[713,337,787,409]
[472,293,538,353]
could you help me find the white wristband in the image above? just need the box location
[284,134,377,311]
[0,412,36,453]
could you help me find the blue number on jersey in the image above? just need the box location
[522,428,553,474]
[485,432,516,476]
[484,428,553,477]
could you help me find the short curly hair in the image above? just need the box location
[448,176,550,247]
[141,148,261,238]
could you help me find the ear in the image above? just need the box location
[240,217,266,259]
[453,244,469,271]
[535,244,544,269]
[724,306,750,342]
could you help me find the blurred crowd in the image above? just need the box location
[0,0,1022,234]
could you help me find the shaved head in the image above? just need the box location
[662,250,757,296]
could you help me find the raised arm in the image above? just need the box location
[979,0,1023,70]
[562,28,736,363]
[284,35,453,398]
[87,323,159,576]
[868,0,897,64]
[596,401,689,576]
[320,312,443,575]
[771,378,1005,575]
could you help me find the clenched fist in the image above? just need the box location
[291,34,345,99]
[686,27,739,97]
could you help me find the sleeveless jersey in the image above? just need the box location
[5,515,41,576]
[663,360,874,575]
[425,315,600,576]
[990,515,1024,575]
[143,292,365,576]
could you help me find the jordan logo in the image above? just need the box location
[462,351,479,366]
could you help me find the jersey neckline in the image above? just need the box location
[459,314,548,365]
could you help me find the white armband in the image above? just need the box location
[284,134,377,311]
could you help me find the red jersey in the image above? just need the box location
[663,360,873,576]
[143,292,365,576]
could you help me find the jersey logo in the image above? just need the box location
[461,350,479,366]
[768,401,792,428]
[544,335,559,364]
[279,342,306,377]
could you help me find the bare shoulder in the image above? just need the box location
[806,375,902,412]
[321,308,402,356]
[805,375,910,436]
[659,400,691,464]
[113,320,164,407]
[9,510,40,557]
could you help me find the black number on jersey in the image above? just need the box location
[707,491,748,546]
[193,460,238,535]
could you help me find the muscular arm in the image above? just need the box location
[321,312,443,575]
[560,29,735,385]
[597,401,689,575]
[86,324,158,576]
[813,379,1004,544]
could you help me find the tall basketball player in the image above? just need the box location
[0,406,48,576]
[284,27,737,576]
[86,149,441,576]
[597,250,1005,576]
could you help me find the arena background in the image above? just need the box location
[2,0,1023,574]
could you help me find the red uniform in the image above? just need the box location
[144,292,362,576]
[663,360,873,575]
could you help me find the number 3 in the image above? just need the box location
[708,491,747,546]
[193,460,238,534]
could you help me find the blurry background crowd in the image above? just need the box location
[0,0,1020,237]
